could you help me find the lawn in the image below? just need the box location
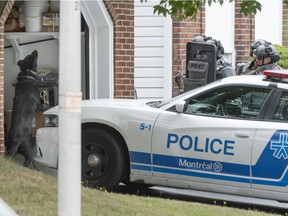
[0,156,282,216]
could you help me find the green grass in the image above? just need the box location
[0,156,282,216]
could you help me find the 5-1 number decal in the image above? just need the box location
[140,123,151,131]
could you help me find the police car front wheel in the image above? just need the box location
[81,127,127,191]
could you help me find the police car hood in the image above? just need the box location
[43,99,162,115]
[81,99,164,140]
[81,99,161,109]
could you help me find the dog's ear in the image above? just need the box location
[29,50,38,72]
[31,50,38,59]
[17,50,38,72]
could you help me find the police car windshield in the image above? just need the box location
[155,84,211,108]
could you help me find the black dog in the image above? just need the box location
[6,50,39,167]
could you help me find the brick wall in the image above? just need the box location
[283,3,288,47]
[104,0,135,99]
[172,6,205,95]
[234,1,255,64]
[0,0,13,155]
[0,27,4,156]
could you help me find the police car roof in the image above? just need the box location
[218,74,269,86]
[220,70,288,90]
[213,75,268,87]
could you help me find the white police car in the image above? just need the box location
[34,70,288,202]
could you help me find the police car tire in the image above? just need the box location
[81,127,126,191]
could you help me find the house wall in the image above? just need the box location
[0,0,13,155]
[172,7,205,96]
[104,0,135,99]
[172,2,257,95]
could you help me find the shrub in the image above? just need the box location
[274,44,288,69]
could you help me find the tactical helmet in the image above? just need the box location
[206,39,224,60]
[250,39,271,57]
[193,35,205,43]
[192,35,211,43]
[253,44,280,63]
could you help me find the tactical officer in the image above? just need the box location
[242,43,281,75]
[237,39,269,74]
[175,35,235,94]
[238,39,281,75]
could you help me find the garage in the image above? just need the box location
[3,0,115,140]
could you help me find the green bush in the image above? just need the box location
[274,44,288,69]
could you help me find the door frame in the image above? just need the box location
[81,0,114,99]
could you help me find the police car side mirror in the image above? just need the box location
[175,101,186,113]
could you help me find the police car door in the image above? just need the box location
[251,89,288,194]
[152,85,272,189]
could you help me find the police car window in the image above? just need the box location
[185,86,271,119]
[272,92,288,121]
